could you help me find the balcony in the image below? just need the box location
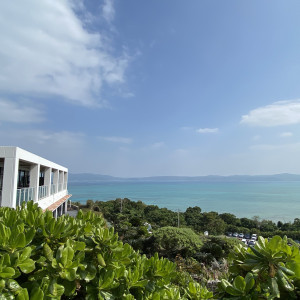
[51,184,56,194]
[16,184,68,207]
[16,187,35,206]
[38,185,48,200]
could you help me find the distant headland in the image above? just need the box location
[69,173,300,183]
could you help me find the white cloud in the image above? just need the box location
[0,98,44,123]
[241,100,300,127]
[102,0,115,23]
[99,136,132,144]
[280,132,293,138]
[252,135,261,141]
[0,0,128,106]
[197,128,219,134]
[0,129,85,160]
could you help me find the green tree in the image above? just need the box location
[219,213,240,226]
[260,219,277,232]
[201,212,226,235]
[184,206,203,232]
[240,217,257,229]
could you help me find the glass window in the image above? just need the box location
[18,170,30,188]
[39,171,45,186]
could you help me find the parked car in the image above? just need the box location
[239,233,244,238]
[241,238,247,245]
[233,232,239,237]
[227,232,233,237]
[251,234,257,240]
[248,240,256,246]
[244,233,251,239]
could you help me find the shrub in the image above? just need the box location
[0,201,213,299]
[218,235,300,299]
[150,227,204,259]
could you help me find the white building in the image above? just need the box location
[0,146,71,217]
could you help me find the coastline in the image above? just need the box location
[68,180,300,222]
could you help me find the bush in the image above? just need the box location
[0,201,213,299]
[194,237,237,265]
[150,227,204,259]
[218,236,300,299]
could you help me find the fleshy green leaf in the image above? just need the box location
[0,267,15,278]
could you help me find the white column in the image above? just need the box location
[53,169,59,193]
[64,172,68,190]
[29,164,40,203]
[59,171,63,191]
[44,167,51,197]
[2,158,19,208]
[64,200,68,214]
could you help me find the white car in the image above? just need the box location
[251,234,257,240]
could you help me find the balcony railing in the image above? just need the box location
[16,187,35,206]
[51,184,57,195]
[16,183,67,206]
[51,183,66,194]
[38,185,48,200]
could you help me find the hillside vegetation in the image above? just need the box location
[2,201,300,299]
[0,201,212,299]
[80,198,300,241]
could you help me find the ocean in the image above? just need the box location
[68,181,300,222]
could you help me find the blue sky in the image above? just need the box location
[1,0,300,176]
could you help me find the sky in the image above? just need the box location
[1,0,300,177]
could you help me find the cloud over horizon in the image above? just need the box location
[0,0,129,107]
[197,128,219,133]
[241,100,300,127]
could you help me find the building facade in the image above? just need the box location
[0,146,71,217]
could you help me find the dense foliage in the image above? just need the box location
[79,199,300,240]
[2,199,300,299]
[77,200,239,272]
[218,235,300,299]
[147,227,203,259]
[0,201,213,299]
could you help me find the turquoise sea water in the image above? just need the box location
[68,181,300,222]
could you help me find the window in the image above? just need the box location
[18,170,30,188]
[39,171,45,186]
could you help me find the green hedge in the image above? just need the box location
[0,201,213,299]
